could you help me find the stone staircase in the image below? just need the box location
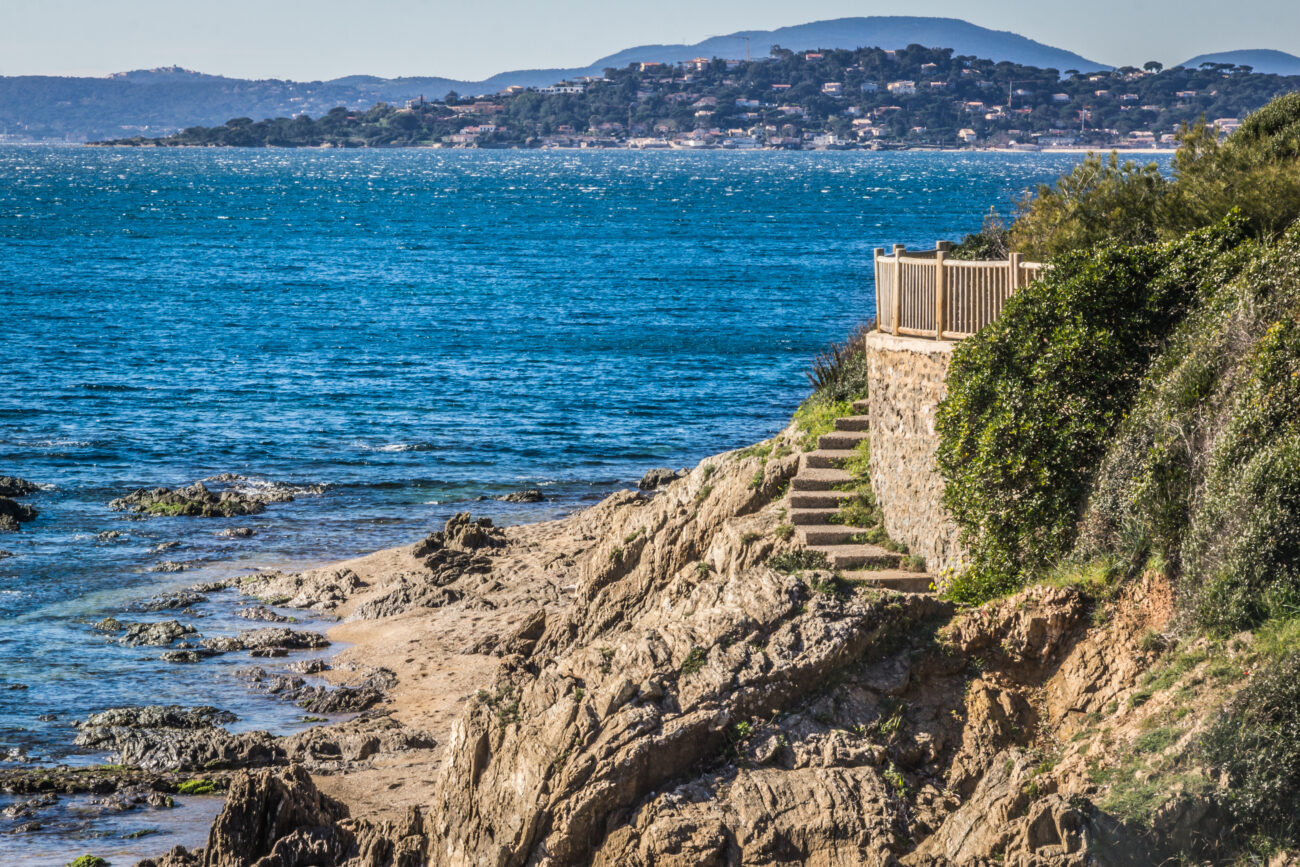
[788,399,933,593]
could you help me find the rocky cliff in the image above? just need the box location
[140,424,1243,867]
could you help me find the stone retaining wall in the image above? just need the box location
[864,332,965,576]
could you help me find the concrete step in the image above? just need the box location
[790,468,853,491]
[789,489,854,509]
[818,429,870,451]
[852,399,870,414]
[802,449,856,470]
[833,415,871,432]
[841,569,934,594]
[798,524,867,545]
[789,508,839,526]
[812,544,901,570]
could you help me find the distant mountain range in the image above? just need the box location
[0,15,1292,143]
[1180,49,1300,76]
[471,17,1111,89]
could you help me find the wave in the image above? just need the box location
[355,442,446,453]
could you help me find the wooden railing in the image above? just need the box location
[874,242,1044,340]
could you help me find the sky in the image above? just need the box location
[2,0,1297,81]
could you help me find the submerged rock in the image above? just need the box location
[0,476,39,497]
[0,549,12,559]
[96,529,123,541]
[216,526,256,539]
[1,792,57,819]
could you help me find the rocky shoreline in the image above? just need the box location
[3,434,1238,865]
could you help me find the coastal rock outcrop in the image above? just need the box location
[637,467,686,490]
[498,489,545,503]
[238,568,365,612]
[74,705,283,772]
[111,482,268,518]
[131,590,208,612]
[134,429,1244,867]
[237,627,330,651]
[0,496,38,531]
[116,620,198,647]
[111,475,327,518]
[0,476,39,497]
[199,765,351,867]
[238,665,394,714]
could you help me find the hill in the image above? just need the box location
[477,16,1110,90]
[0,16,1107,142]
[1181,49,1300,76]
[94,46,1300,151]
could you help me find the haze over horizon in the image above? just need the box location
[2,0,1299,82]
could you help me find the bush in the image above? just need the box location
[950,207,1010,260]
[1005,93,1300,260]
[1168,94,1300,240]
[805,320,873,404]
[767,549,831,573]
[1008,151,1166,260]
[936,217,1249,600]
[1079,222,1300,632]
[1201,652,1300,851]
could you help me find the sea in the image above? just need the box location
[0,146,1173,864]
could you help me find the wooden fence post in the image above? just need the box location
[935,249,947,340]
[892,244,904,336]
[874,247,885,329]
[1009,252,1023,290]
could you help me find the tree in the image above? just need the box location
[1144,61,1164,73]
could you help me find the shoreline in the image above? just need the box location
[64,141,1179,154]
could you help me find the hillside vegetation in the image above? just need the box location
[90,45,1300,150]
[937,92,1300,858]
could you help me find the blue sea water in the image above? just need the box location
[0,146,1172,862]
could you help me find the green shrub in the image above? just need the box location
[1006,94,1300,261]
[66,858,109,867]
[1079,223,1300,632]
[950,207,1010,260]
[679,646,708,677]
[805,321,873,404]
[1202,652,1300,851]
[1009,151,1167,260]
[936,217,1249,600]
[1167,94,1300,240]
[767,549,830,573]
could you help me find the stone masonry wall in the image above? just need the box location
[864,332,965,576]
